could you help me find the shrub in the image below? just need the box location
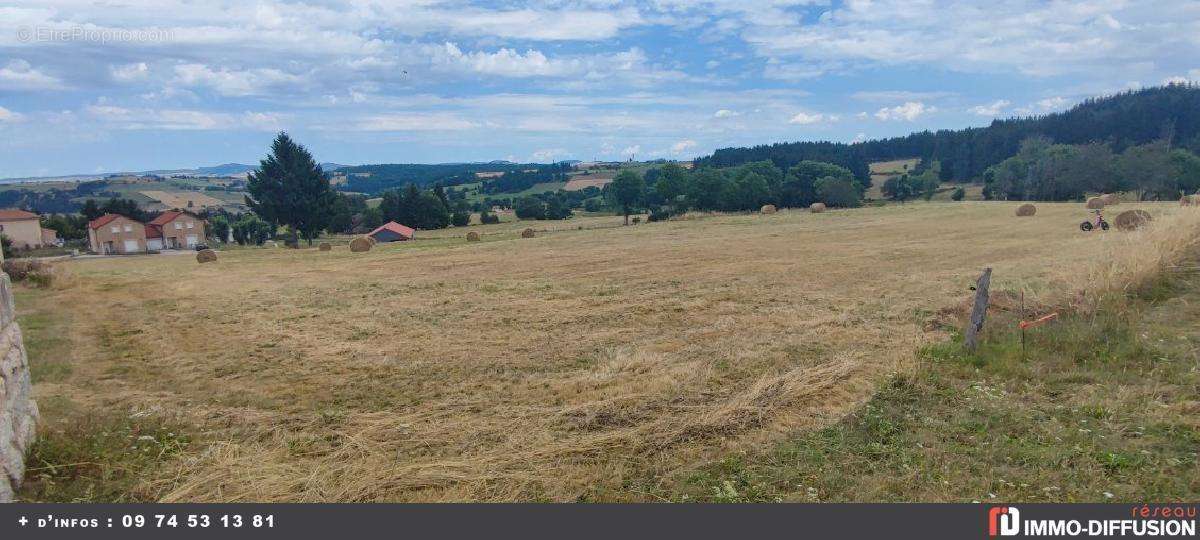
[451,211,470,227]
[951,187,965,201]
[2,259,64,288]
[479,211,500,225]
[514,197,546,220]
[648,206,673,222]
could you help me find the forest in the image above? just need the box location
[337,162,540,194]
[702,84,1200,183]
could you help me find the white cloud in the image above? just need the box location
[430,43,575,77]
[788,111,837,125]
[852,132,867,143]
[0,60,62,90]
[621,145,641,158]
[739,1,1200,78]
[531,148,571,162]
[0,106,20,122]
[670,139,697,154]
[852,90,954,102]
[1036,96,1069,111]
[354,113,478,132]
[968,99,1011,116]
[111,62,149,82]
[714,109,739,118]
[84,104,282,131]
[874,102,935,121]
[172,64,301,97]
[1163,76,1191,85]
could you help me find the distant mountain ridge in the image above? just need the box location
[2,161,356,183]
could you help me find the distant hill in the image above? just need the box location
[700,83,1200,183]
[196,163,255,176]
[336,162,542,195]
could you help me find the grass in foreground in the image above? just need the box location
[675,278,1200,502]
[16,203,1194,502]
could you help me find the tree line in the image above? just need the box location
[599,160,863,224]
[982,136,1200,201]
[703,84,1200,184]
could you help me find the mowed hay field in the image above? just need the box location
[20,202,1184,502]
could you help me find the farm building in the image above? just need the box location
[368,221,416,243]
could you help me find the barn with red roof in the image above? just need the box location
[367,221,416,243]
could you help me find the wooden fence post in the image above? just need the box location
[963,267,992,351]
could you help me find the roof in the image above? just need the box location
[88,213,126,229]
[0,209,39,222]
[148,210,195,226]
[368,221,416,239]
[144,224,162,239]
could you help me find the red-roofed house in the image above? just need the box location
[146,210,204,249]
[87,214,148,254]
[0,209,50,249]
[367,221,416,243]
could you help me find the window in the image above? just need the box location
[110,226,119,233]
[186,222,194,229]
[123,224,132,233]
[174,222,182,230]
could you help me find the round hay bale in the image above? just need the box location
[318,242,332,251]
[1114,209,1152,231]
[196,249,217,264]
[349,236,373,252]
[760,204,777,214]
[521,228,536,238]
[1085,196,1105,209]
[809,203,827,213]
[1015,203,1037,217]
[366,236,377,245]
[466,231,481,242]
[1100,193,1119,206]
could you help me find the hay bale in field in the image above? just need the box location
[196,249,217,264]
[1015,203,1037,217]
[1114,209,1152,231]
[1182,195,1195,206]
[318,242,332,251]
[809,203,827,213]
[521,228,536,238]
[349,236,373,252]
[760,204,777,214]
[1100,193,1119,206]
[1085,196,1105,209]
[466,231,481,242]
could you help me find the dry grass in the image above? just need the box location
[563,173,616,191]
[139,190,225,209]
[19,201,1191,502]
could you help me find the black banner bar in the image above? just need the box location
[0,503,1195,539]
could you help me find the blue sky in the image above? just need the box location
[1,0,1199,178]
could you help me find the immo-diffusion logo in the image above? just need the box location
[989,506,1020,536]
[988,505,1197,537]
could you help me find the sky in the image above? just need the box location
[1,0,1199,178]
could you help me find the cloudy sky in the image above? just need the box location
[1,0,1198,178]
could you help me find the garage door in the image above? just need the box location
[186,234,198,247]
[123,240,139,252]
